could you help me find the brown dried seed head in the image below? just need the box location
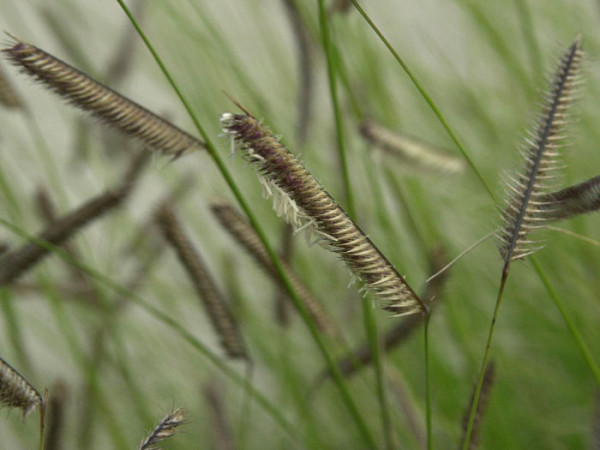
[210,201,342,338]
[155,204,248,359]
[221,112,425,316]
[0,188,129,286]
[2,35,204,156]
[0,356,44,419]
[360,119,464,175]
[497,36,582,263]
[540,174,600,220]
[139,408,186,450]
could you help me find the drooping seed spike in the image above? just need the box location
[138,408,186,450]
[497,35,582,263]
[0,356,44,420]
[539,174,600,220]
[2,34,204,156]
[319,246,449,381]
[221,110,426,316]
[0,151,146,286]
[359,119,465,175]
[155,203,248,360]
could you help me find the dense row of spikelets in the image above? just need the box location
[221,111,426,316]
[497,35,582,264]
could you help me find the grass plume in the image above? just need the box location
[210,200,342,339]
[221,110,426,316]
[540,174,600,220]
[155,203,248,360]
[497,36,582,264]
[464,36,582,450]
[318,246,449,381]
[138,408,186,450]
[2,35,204,156]
[360,119,465,175]
[0,355,44,419]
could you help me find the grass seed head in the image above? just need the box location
[497,35,582,264]
[221,111,425,316]
[3,34,204,156]
[0,356,44,420]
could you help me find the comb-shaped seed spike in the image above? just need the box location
[539,174,600,220]
[2,35,204,156]
[498,36,582,263]
[210,200,342,339]
[0,356,44,419]
[221,111,426,316]
[138,408,186,450]
[319,246,449,381]
[155,204,248,360]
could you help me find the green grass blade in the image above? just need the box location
[317,0,355,219]
[348,0,496,202]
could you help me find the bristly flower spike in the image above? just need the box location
[497,35,582,265]
[2,34,204,156]
[221,109,426,316]
[0,356,44,420]
[139,408,186,450]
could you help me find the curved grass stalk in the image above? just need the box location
[114,2,377,445]
[531,256,600,386]
[424,315,432,450]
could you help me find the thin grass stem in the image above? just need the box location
[361,296,393,449]
[461,270,507,450]
[531,256,600,386]
[348,0,496,201]
[424,314,432,450]
[317,0,355,219]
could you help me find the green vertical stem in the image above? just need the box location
[462,266,508,450]
[349,0,496,202]
[513,0,543,78]
[531,257,600,385]
[362,296,392,449]
[424,313,432,450]
[317,0,355,219]
[115,2,375,446]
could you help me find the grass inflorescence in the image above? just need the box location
[0,2,599,449]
